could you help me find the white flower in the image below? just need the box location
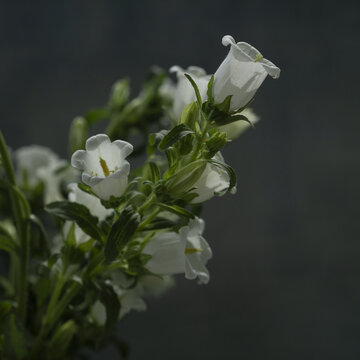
[219,108,260,140]
[15,145,60,187]
[180,218,212,284]
[15,145,77,204]
[144,218,212,284]
[71,134,133,200]
[213,35,280,112]
[170,66,210,119]
[191,153,230,204]
[67,183,113,221]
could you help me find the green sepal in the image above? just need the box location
[45,201,104,243]
[104,206,140,263]
[206,75,215,104]
[184,74,203,107]
[140,217,180,231]
[204,131,228,158]
[156,203,195,219]
[216,95,232,113]
[158,124,193,151]
[215,114,251,127]
[179,102,200,130]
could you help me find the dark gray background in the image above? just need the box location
[1,1,359,359]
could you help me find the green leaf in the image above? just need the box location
[156,203,195,219]
[206,75,215,104]
[184,74,203,107]
[146,130,167,155]
[48,320,78,359]
[45,201,104,243]
[165,147,178,169]
[104,206,140,263]
[208,159,237,191]
[4,314,28,359]
[178,133,194,156]
[0,226,17,253]
[0,277,14,296]
[158,124,193,151]
[29,214,49,258]
[99,283,121,340]
[147,162,161,183]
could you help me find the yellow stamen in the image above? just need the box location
[185,248,203,254]
[254,53,263,62]
[99,157,110,177]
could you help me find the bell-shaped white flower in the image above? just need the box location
[191,153,230,204]
[144,218,212,284]
[213,35,280,112]
[71,134,133,200]
[219,108,260,140]
[15,145,60,187]
[15,145,78,204]
[170,66,210,119]
[180,218,212,284]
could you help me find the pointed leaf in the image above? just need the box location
[104,206,140,263]
[158,124,193,151]
[45,201,104,242]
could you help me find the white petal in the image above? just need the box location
[85,134,110,151]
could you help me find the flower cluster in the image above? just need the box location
[0,34,279,358]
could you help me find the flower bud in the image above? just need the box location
[165,160,207,197]
[68,116,88,155]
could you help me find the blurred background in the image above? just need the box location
[0,0,359,359]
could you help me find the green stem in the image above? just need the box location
[30,281,81,359]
